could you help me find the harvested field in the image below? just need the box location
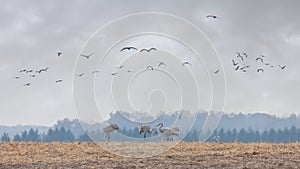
[1,142,300,168]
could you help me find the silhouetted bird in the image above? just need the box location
[111,72,117,76]
[240,65,250,70]
[37,68,48,73]
[81,52,94,59]
[206,15,219,19]
[214,69,220,74]
[92,70,100,74]
[29,75,36,78]
[120,47,138,52]
[256,57,264,63]
[15,76,20,79]
[235,66,240,71]
[146,66,154,70]
[242,52,248,58]
[26,70,33,73]
[279,65,286,69]
[76,73,85,77]
[182,61,191,66]
[158,62,167,67]
[24,83,31,86]
[236,52,244,61]
[257,68,264,73]
[57,52,62,56]
[116,65,124,69]
[19,69,26,73]
[140,48,157,52]
[232,59,238,66]
[56,79,63,83]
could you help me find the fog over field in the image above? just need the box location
[0,0,300,126]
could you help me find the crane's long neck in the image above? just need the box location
[158,124,164,133]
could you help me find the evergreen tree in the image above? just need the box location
[13,134,22,142]
[1,133,10,142]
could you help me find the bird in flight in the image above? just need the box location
[256,57,264,63]
[120,47,138,52]
[15,76,20,79]
[81,52,94,59]
[111,72,117,76]
[127,70,132,73]
[232,59,238,66]
[29,75,36,78]
[242,52,248,58]
[146,66,154,71]
[57,52,62,56]
[279,65,286,70]
[206,15,219,19]
[214,69,220,74]
[236,52,244,61]
[36,67,49,73]
[234,66,240,71]
[19,69,26,73]
[116,65,124,69]
[158,61,167,67]
[26,70,33,73]
[76,73,85,77]
[91,70,100,74]
[24,83,31,86]
[140,47,157,53]
[182,61,192,66]
[257,68,264,73]
[56,79,63,83]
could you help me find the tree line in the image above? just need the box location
[1,126,300,143]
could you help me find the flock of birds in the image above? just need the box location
[14,14,286,87]
[103,122,180,142]
[231,52,286,73]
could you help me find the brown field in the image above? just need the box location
[1,142,300,169]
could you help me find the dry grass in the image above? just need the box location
[1,142,300,168]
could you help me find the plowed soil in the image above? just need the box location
[1,142,300,168]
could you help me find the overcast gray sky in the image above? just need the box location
[1,0,300,126]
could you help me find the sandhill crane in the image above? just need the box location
[236,52,244,61]
[234,66,240,71]
[242,52,248,58]
[206,15,219,19]
[256,57,264,63]
[232,59,238,66]
[116,65,124,69]
[80,52,94,59]
[157,123,180,141]
[140,47,157,52]
[257,68,264,73]
[182,61,191,66]
[279,65,286,70]
[214,69,220,74]
[103,124,119,141]
[120,46,137,52]
[139,124,152,140]
[146,66,154,70]
[76,73,85,77]
[158,61,167,67]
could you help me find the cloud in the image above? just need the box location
[0,0,299,125]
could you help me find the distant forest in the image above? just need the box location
[1,125,300,143]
